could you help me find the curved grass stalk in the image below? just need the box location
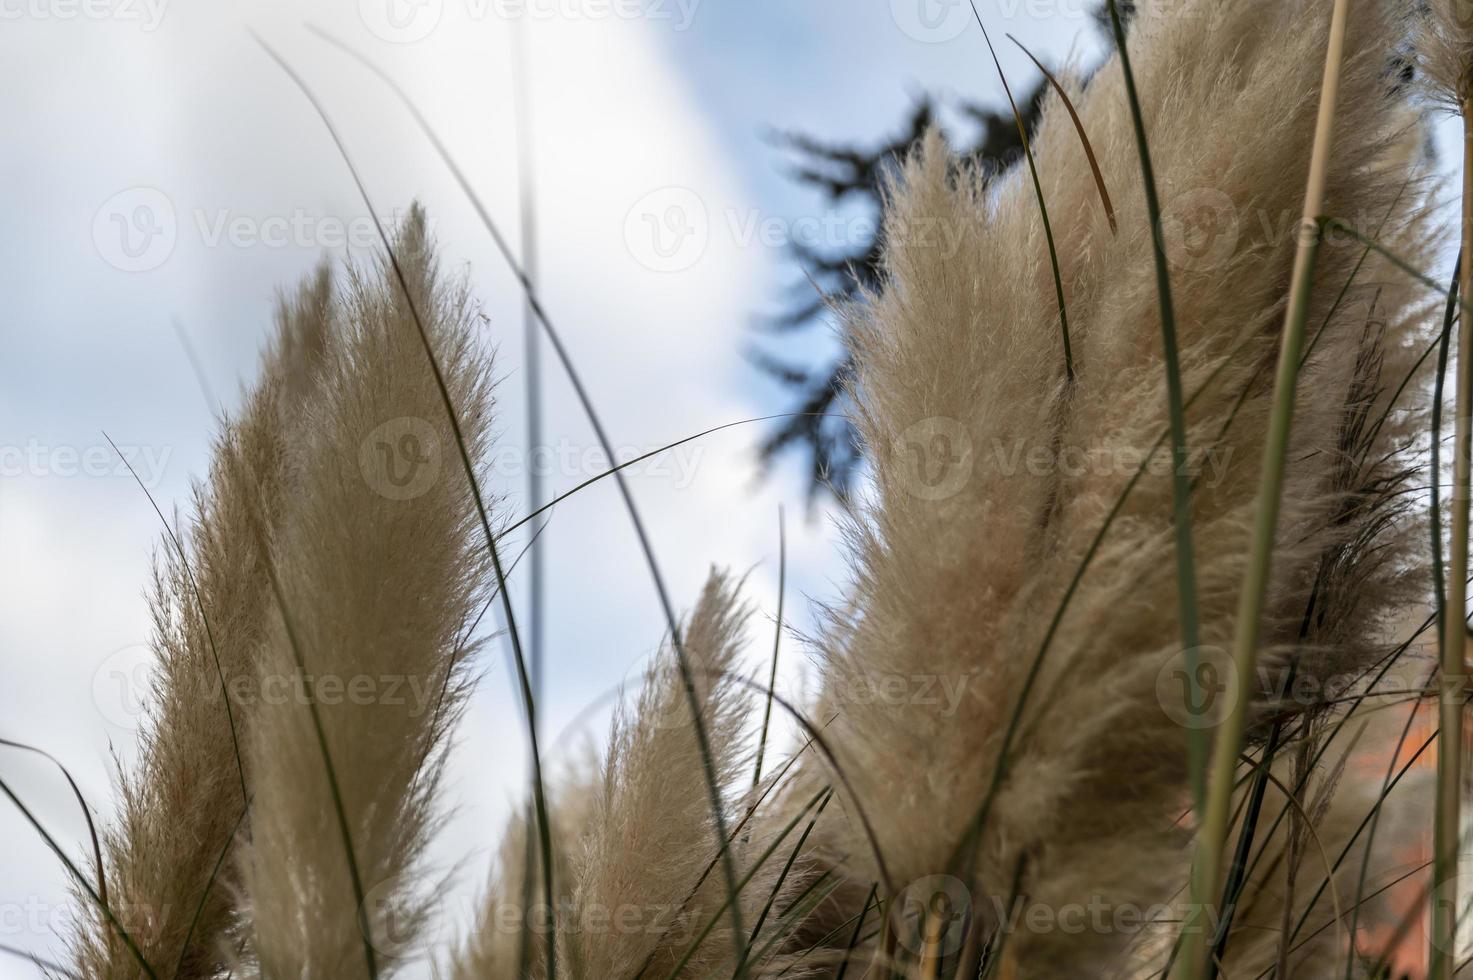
[828,883,879,980]
[976,855,1029,980]
[1205,671,1293,979]
[0,738,107,932]
[1345,679,1429,978]
[1278,728,1439,957]
[740,870,848,975]
[1231,750,1351,979]
[105,431,246,807]
[969,2,1073,383]
[0,775,158,979]
[717,675,895,895]
[626,740,820,980]
[1344,258,1459,978]
[1147,611,1452,980]
[0,943,79,979]
[1005,33,1117,234]
[1317,858,1436,980]
[505,413,835,537]
[753,507,786,788]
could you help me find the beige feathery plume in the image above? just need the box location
[452,570,776,980]
[449,757,600,980]
[785,0,1436,973]
[235,206,496,979]
[70,265,335,980]
[558,570,764,979]
[1420,0,1473,111]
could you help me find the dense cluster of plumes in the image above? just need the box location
[792,0,1439,973]
[54,0,1461,977]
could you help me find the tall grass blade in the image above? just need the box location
[833,883,878,980]
[103,430,246,806]
[0,943,79,979]
[0,775,158,978]
[252,38,555,979]
[1005,33,1117,234]
[753,507,785,788]
[744,789,833,952]
[1346,679,1429,979]
[0,737,108,938]
[171,800,249,980]
[1103,0,1205,817]
[1182,0,1351,975]
[1433,105,1473,980]
[970,3,1073,382]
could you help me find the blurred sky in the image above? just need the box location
[0,1,1460,975]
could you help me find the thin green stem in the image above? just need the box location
[1103,0,1205,818]
[970,2,1073,382]
[753,507,785,788]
